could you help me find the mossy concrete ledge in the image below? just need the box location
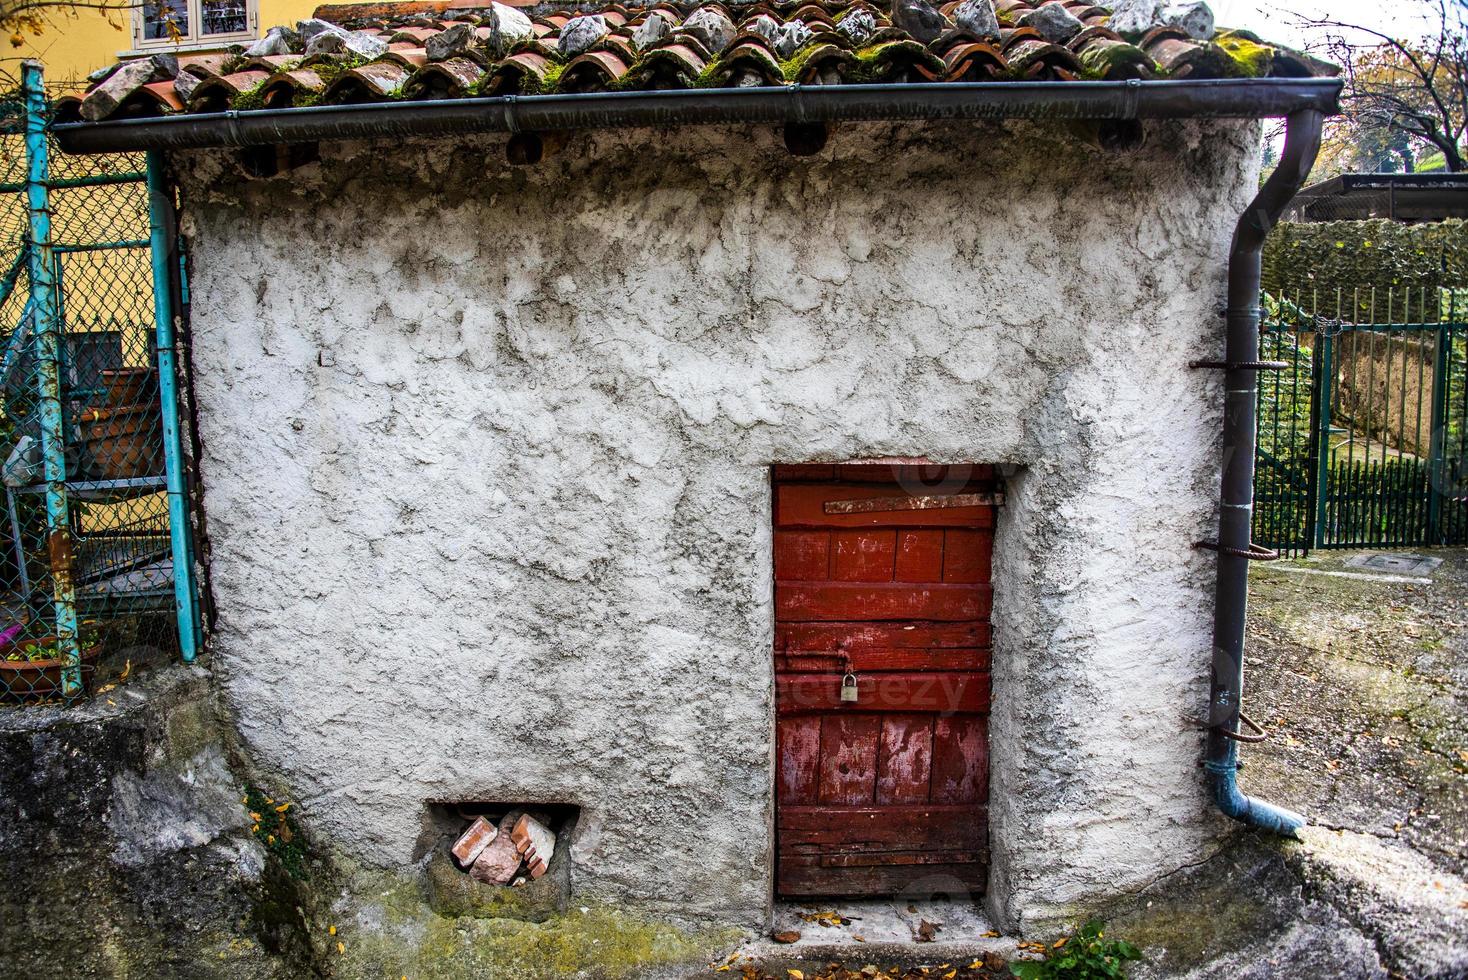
[331,869,745,980]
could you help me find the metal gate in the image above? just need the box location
[1254,286,1468,556]
[0,62,201,704]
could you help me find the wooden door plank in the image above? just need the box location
[776,582,992,622]
[777,484,997,529]
[831,530,897,582]
[817,715,880,805]
[777,674,990,714]
[876,714,935,804]
[777,716,822,805]
[777,860,987,897]
[942,529,994,584]
[778,647,990,673]
[812,850,987,868]
[778,804,988,849]
[774,531,831,581]
[777,622,990,651]
[931,714,990,804]
[894,530,945,582]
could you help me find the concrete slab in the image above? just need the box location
[735,898,1021,964]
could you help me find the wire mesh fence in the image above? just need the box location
[1254,286,1468,557]
[0,69,197,706]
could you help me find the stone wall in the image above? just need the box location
[173,116,1261,931]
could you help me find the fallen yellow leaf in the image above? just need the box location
[1054,937,1068,948]
[788,971,804,980]
[336,941,344,955]
[328,925,337,936]
[275,803,291,812]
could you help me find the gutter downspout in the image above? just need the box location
[1204,108,1324,836]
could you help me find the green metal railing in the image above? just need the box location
[0,62,202,705]
[1254,287,1468,557]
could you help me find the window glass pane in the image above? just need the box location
[140,0,188,40]
[201,0,248,35]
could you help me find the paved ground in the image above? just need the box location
[1246,549,1468,877]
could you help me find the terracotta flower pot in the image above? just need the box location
[0,636,102,703]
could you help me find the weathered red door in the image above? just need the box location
[774,463,995,897]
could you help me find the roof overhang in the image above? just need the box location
[1286,171,1468,223]
[51,77,1342,155]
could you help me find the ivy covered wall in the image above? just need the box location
[1263,219,1468,322]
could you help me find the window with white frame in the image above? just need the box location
[134,0,257,48]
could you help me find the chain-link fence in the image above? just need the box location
[0,64,201,706]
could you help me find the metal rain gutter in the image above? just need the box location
[1200,107,1326,837]
[52,78,1342,154]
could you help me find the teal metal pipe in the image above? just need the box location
[1205,109,1324,838]
[0,246,27,309]
[21,60,83,696]
[146,149,201,661]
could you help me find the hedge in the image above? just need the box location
[1263,219,1468,323]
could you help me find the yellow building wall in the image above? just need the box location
[15,0,328,89]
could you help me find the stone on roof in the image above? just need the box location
[58,0,1339,125]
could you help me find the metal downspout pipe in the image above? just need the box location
[1204,109,1324,836]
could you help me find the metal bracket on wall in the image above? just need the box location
[1188,359,1289,371]
[1193,541,1281,561]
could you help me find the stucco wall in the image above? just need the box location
[174,116,1261,932]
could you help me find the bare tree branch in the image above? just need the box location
[1299,0,1468,172]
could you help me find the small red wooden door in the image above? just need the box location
[774,463,995,897]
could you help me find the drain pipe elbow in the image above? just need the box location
[1206,109,1324,837]
[1205,757,1306,837]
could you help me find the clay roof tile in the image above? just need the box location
[59,0,1335,121]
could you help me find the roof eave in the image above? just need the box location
[51,78,1344,155]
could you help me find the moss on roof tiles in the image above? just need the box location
[68,0,1338,122]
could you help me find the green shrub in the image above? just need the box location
[1263,219,1468,323]
[1011,921,1142,980]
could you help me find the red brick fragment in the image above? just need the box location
[451,815,497,866]
[511,814,556,879]
[469,833,522,884]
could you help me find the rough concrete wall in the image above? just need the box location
[174,117,1260,931]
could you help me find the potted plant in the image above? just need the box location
[0,633,103,703]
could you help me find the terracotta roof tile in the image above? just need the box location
[59,0,1339,123]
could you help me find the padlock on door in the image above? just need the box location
[839,672,860,703]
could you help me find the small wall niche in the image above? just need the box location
[418,801,581,921]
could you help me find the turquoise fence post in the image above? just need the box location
[145,150,201,661]
[21,60,83,695]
